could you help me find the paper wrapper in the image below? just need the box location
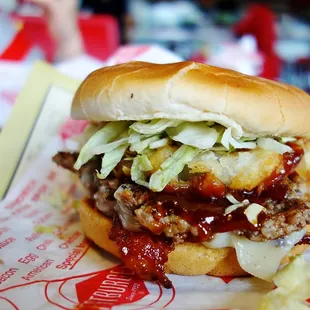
[0,50,309,310]
[1,135,310,310]
[0,136,287,310]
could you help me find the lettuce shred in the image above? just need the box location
[73,119,296,191]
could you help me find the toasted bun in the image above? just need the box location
[72,61,310,137]
[79,198,309,277]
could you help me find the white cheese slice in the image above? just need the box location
[204,232,233,248]
[203,229,306,281]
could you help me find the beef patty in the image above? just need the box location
[53,152,310,242]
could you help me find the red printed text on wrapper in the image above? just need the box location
[75,265,149,309]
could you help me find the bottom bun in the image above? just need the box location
[79,198,309,277]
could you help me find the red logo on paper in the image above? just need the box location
[75,265,149,309]
[220,276,235,284]
[59,118,88,140]
[0,90,18,106]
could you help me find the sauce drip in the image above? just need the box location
[110,216,173,288]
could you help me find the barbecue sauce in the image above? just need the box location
[106,144,304,287]
[110,216,173,288]
[151,143,304,241]
[262,143,304,187]
[164,143,303,202]
[149,195,258,241]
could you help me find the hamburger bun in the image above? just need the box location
[79,198,309,277]
[72,61,310,137]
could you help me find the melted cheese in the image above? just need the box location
[188,148,282,190]
[202,229,306,281]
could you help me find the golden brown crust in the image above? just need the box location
[79,199,120,258]
[72,61,310,137]
[79,199,309,277]
[166,242,247,277]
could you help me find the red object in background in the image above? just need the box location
[233,4,280,80]
[79,14,120,61]
[189,51,207,64]
[297,57,310,65]
[4,14,120,62]
[0,26,33,61]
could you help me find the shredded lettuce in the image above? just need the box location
[193,150,217,162]
[230,138,256,149]
[278,137,297,143]
[214,125,225,143]
[226,194,240,204]
[131,156,149,187]
[73,118,297,190]
[221,127,232,149]
[167,122,219,149]
[97,144,128,179]
[185,112,244,138]
[128,130,141,144]
[149,145,201,191]
[138,154,153,171]
[224,199,249,215]
[130,119,181,135]
[257,137,293,154]
[211,145,228,152]
[92,132,129,155]
[130,135,161,153]
[149,138,169,149]
[240,135,258,142]
[73,123,103,149]
[222,127,256,150]
[74,121,130,170]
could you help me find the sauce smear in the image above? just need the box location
[110,217,174,288]
[151,144,304,241]
[148,196,257,241]
[260,142,304,189]
[164,143,304,203]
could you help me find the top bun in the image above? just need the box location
[72,61,310,137]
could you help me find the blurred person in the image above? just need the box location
[25,0,84,61]
[233,1,280,80]
[0,0,84,62]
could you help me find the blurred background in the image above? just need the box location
[0,0,309,126]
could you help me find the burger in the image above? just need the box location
[53,61,310,288]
